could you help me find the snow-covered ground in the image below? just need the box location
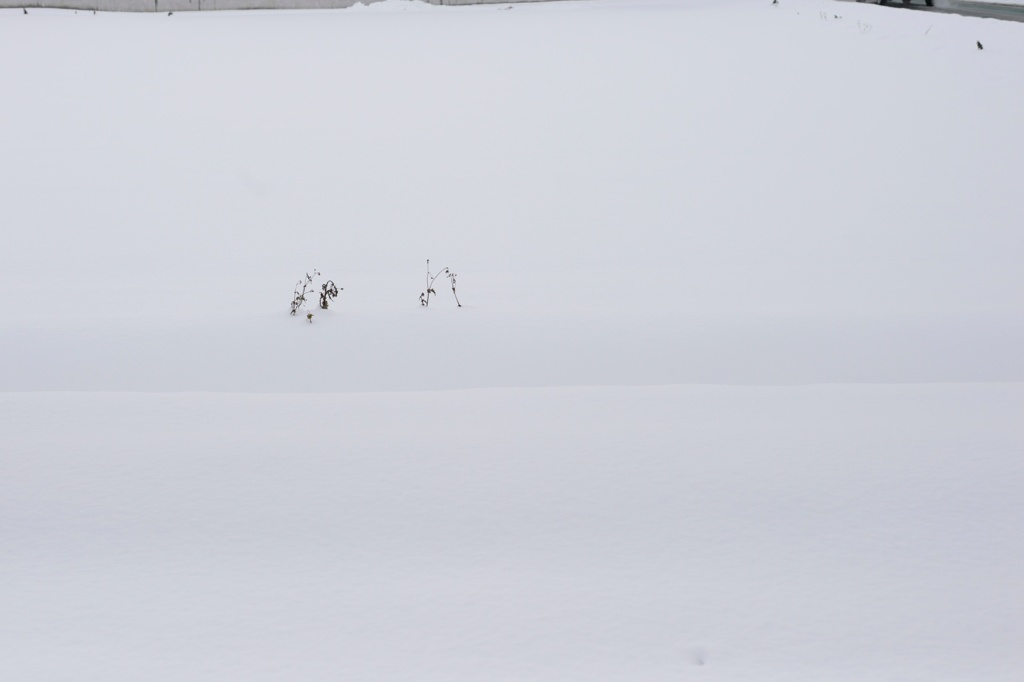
[2,0,1022,679]
[5,384,1023,680]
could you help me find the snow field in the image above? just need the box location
[0,0,1021,390]
[1,0,1023,679]
[3,384,1023,680]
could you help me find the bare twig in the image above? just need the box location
[420,259,449,308]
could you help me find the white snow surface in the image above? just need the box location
[1,0,1022,391]
[4,385,1023,680]
[2,1,1023,680]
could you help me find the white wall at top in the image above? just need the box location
[4,0,371,10]
[1,0,564,10]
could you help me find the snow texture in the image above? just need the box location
[1,0,1022,679]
